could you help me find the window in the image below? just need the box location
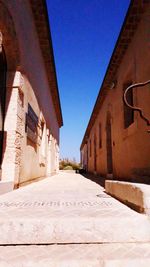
[39,120,47,166]
[89,139,91,157]
[99,123,102,148]
[123,82,134,128]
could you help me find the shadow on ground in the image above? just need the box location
[81,173,106,188]
[81,172,150,186]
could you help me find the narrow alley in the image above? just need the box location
[0,172,150,266]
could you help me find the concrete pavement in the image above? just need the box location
[0,172,150,266]
[1,243,150,267]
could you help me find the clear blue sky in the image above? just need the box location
[47,0,130,162]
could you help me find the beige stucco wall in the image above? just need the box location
[6,0,59,141]
[82,6,150,182]
[0,1,60,187]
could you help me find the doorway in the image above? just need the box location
[0,46,7,166]
[106,112,113,177]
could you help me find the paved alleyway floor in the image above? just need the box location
[0,172,150,266]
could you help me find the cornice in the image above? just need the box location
[80,0,148,150]
[29,0,63,127]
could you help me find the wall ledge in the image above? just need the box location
[105,180,150,214]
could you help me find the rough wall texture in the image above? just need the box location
[2,72,24,185]
[0,0,60,187]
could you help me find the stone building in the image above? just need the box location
[0,0,63,192]
[81,0,150,183]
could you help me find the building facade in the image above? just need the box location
[0,0,63,191]
[81,0,150,183]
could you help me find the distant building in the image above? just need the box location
[80,1,150,183]
[0,0,63,191]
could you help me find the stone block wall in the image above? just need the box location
[0,1,61,189]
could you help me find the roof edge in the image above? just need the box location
[80,0,148,150]
[30,0,63,127]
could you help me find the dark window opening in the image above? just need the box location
[123,82,134,128]
[99,123,102,148]
[89,139,91,157]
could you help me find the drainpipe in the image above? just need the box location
[124,80,150,131]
